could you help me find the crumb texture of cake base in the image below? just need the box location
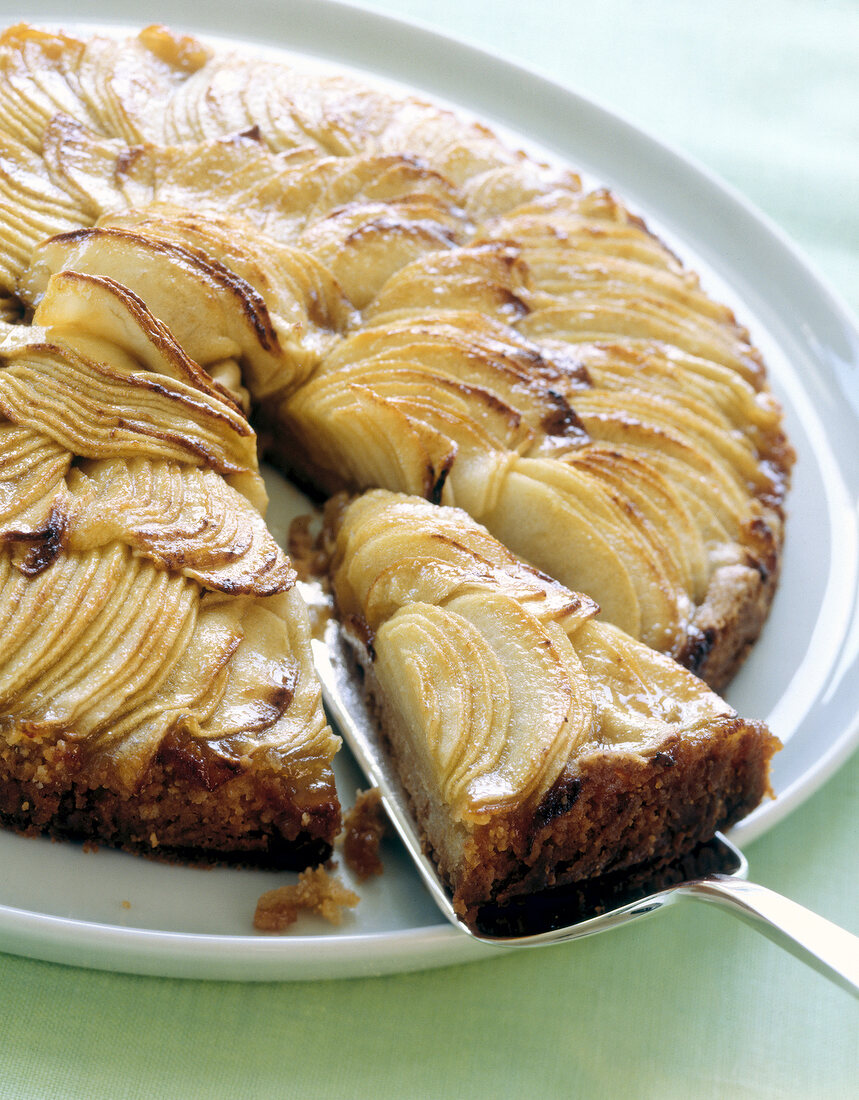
[328,490,780,928]
[0,23,791,869]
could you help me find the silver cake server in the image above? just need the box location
[304,586,859,997]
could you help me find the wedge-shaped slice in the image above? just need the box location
[328,490,779,928]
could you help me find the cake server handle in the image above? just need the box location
[679,876,859,998]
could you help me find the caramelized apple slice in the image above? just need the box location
[333,489,597,635]
[66,458,293,595]
[34,269,244,410]
[364,244,531,325]
[0,26,97,151]
[0,132,89,289]
[0,545,196,735]
[297,198,466,309]
[319,310,588,449]
[99,206,356,355]
[21,227,309,398]
[373,592,592,822]
[0,422,70,536]
[0,334,258,475]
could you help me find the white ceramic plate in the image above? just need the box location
[0,0,857,981]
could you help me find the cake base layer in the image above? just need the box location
[473,834,743,937]
[0,731,339,869]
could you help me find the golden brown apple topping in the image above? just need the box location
[0,23,791,678]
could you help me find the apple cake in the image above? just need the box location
[0,25,790,883]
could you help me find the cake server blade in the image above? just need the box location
[306,592,859,998]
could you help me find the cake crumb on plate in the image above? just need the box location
[254,866,359,932]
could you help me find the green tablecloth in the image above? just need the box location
[1,1,856,1096]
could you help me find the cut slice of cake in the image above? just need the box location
[327,490,780,928]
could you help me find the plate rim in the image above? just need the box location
[0,0,857,981]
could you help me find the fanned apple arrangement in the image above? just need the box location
[0,24,791,925]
